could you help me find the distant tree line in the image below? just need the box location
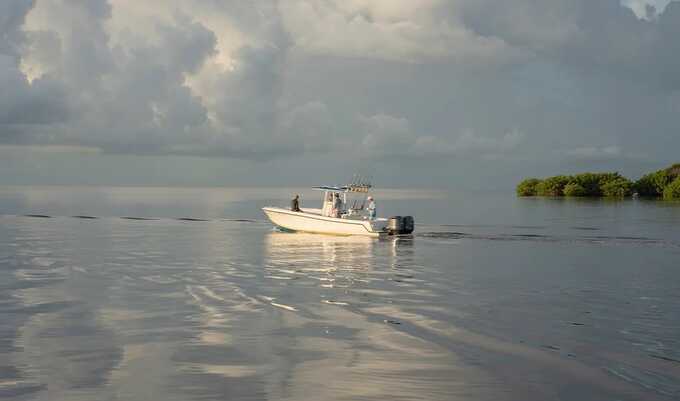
[517,163,680,200]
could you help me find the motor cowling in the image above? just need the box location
[402,216,414,234]
[387,216,403,235]
[387,216,414,235]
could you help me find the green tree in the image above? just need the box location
[651,171,672,193]
[634,173,660,197]
[569,172,624,196]
[667,163,680,176]
[516,163,679,198]
[570,173,601,196]
[635,164,680,197]
[601,178,633,197]
[563,182,586,197]
[663,177,680,200]
[516,178,542,196]
[536,175,571,196]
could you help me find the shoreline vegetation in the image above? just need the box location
[517,163,680,200]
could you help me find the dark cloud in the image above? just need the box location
[458,0,680,92]
[0,0,68,131]
[1,0,679,185]
[0,1,35,56]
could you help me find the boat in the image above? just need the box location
[262,181,414,237]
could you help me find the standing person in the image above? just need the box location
[367,196,376,220]
[330,192,340,218]
[329,193,336,217]
[291,194,302,212]
[335,193,343,217]
[323,192,333,216]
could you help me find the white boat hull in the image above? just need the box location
[262,207,387,237]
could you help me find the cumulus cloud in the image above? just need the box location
[358,114,413,153]
[565,146,622,160]
[279,101,336,152]
[355,113,526,160]
[458,0,680,92]
[0,0,68,135]
[1,0,679,181]
[623,0,673,18]
[14,0,218,153]
[278,0,516,63]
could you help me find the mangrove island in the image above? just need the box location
[517,163,680,200]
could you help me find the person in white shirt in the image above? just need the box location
[367,196,376,220]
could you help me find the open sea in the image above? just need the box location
[1,186,679,401]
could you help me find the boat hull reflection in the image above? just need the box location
[265,231,376,268]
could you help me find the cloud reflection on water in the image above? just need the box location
[2,205,679,400]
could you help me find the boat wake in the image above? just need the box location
[4,213,678,249]
[418,231,679,248]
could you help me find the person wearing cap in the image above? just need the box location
[291,194,302,212]
[367,196,376,220]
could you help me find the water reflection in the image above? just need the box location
[0,216,124,399]
[264,232,420,292]
[1,195,679,401]
[265,231,374,274]
[260,232,500,400]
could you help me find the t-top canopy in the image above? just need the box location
[312,186,346,192]
[312,184,372,193]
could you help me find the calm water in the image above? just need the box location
[1,186,679,401]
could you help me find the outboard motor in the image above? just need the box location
[387,216,404,235]
[387,215,414,235]
[402,216,414,234]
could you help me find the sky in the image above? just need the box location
[0,0,679,189]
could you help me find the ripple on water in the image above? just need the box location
[1,202,679,401]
